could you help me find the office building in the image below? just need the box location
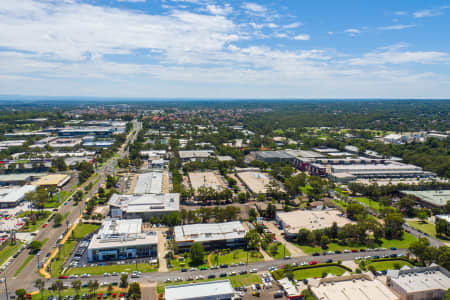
[0,185,37,208]
[109,193,179,219]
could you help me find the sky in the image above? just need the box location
[0,0,449,99]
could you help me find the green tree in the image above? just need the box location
[436,218,449,237]
[127,282,142,300]
[120,274,129,288]
[189,242,205,266]
[29,240,43,253]
[72,280,82,295]
[244,230,261,250]
[409,237,431,265]
[53,213,63,227]
[269,243,278,257]
[35,279,45,300]
[16,289,27,300]
[384,212,404,239]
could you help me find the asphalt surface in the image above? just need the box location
[1,121,140,298]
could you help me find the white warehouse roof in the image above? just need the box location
[174,221,246,243]
[165,280,235,300]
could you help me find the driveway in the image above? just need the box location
[264,221,306,257]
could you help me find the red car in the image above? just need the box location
[309,261,318,265]
[42,223,48,228]
[351,249,358,253]
[58,275,68,279]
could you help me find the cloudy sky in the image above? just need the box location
[0,0,449,98]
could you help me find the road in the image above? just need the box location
[2,120,140,298]
[403,224,445,248]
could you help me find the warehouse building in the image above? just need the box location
[178,150,214,162]
[133,172,163,194]
[0,185,37,208]
[387,264,450,300]
[174,221,247,251]
[252,151,295,163]
[49,138,82,148]
[400,190,450,208]
[276,209,352,238]
[109,193,179,219]
[165,280,235,300]
[0,173,42,186]
[87,218,157,262]
[58,127,114,137]
[32,174,71,188]
[309,274,399,300]
[236,171,272,194]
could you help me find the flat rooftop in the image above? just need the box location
[388,265,450,294]
[0,185,36,203]
[310,277,398,300]
[285,149,325,158]
[133,172,163,194]
[0,173,44,182]
[400,190,450,207]
[188,171,224,190]
[277,210,351,232]
[109,193,179,214]
[165,280,234,300]
[178,150,214,159]
[32,174,71,187]
[237,171,271,194]
[174,221,246,243]
[254,151,295,159]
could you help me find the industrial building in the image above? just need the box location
[309,274,399,300]
[400,190,450,208]
[276,210,352,238]
[164,280,235,300]
[109,193,179,219]
[0,173,42,186]
[174,221,247,251]
[252,151,295,163]
[178,150,214,162]
[49,138,82,148]
[133,172,163,194]
[32,174,71,188]
[58,127,114,137]
[387,264,450,300]
[87,218,157,262]
[0,185,37,208]
[236,171,272,194]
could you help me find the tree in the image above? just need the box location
[399,196,416,217]
[53,213,63,227]
[16,289,27,300]
[52,157,67,171]
[320,235,329,248]
[346,202,366,220]
[409,238,430,265]
[54,280,64,296]
[244,230,261,250]
[297,228,313,245]
[120,274,128,288]
[384,212,404,239]
[72,280,81,295]
[436,218,449,237]
[127,282,142,300]
[417,210,428,223]
[269,243,278,257]
[189,242,205,266]
[29,240,43,253]
[35,279,45,300]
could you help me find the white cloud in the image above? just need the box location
[117,0,146,2]
[293,34,310,41]
[413,6,449,18]
[205,4,232,15]
[242,2,266,15]
[283,22,302,29]
[344,28,360,37]
[378,24,416,30]
[328,31,333,36]
[395,11,407,16]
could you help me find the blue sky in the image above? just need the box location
[0,0,449,98]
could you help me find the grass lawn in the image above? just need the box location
[44,191,70,208]
[353,197,382,211]
[169,255,209,271]
[299,185,313,195]
[297,232,417,255]
[267,243,291,259]
[0,242,23,266]
[408,220,449,242]
[330,199,347,210]
[20,211,52,232]
[156,274,261,294]
[213,249,263,266]
[366,260,412,271]
[66,263,158,275]
[50,223,99,277]
[14,254,35,277]
[292,266,348,280]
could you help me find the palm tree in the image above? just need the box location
[34,279,45,300]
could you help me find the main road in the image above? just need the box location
[2,120,140,298]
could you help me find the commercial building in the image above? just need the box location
[87,218,157,262]
[400,190,450,208]
[58,127,114,137]
[0,173,42,186]
[109,193,179,219]
[140,150,168,159]
[178,150,214,162]
[188,171,224,191]
[133,172,163,194]
[387,264,450,300]
[309,274,399,300]
[164,280,235,300]
[276,210,351,238]
[82,140,115,148]
[217,155,234,162]
[252,151,295,163]
[0,140,26,148]
[0,185,37,208]
[236,171,272,194]
[174,221,247,251]
[49,138,82,149]
[32,174,71,188]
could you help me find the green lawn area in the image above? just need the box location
[330,199,347,210]
[44,191,70,208]
[366,260,412,271]
[408,220,450,242]
[297,232,417,255]
[353,197,382,211]
[299,185,313,195]
[14,254,35,277]
[292,266,348,280]
[267,242,291,259]
[0,242,23,266]
[156,274,261,294]
[31,287,116,300]
[169,255,209,271]
[50,223,99,277]
[20,211,52,232]
[66,263,158,275]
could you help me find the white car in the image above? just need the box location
[104,272,111,277]
[249,268,257,273]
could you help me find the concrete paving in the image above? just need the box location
[264,221,306,257]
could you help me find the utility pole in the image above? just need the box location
[3,273,9,300]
